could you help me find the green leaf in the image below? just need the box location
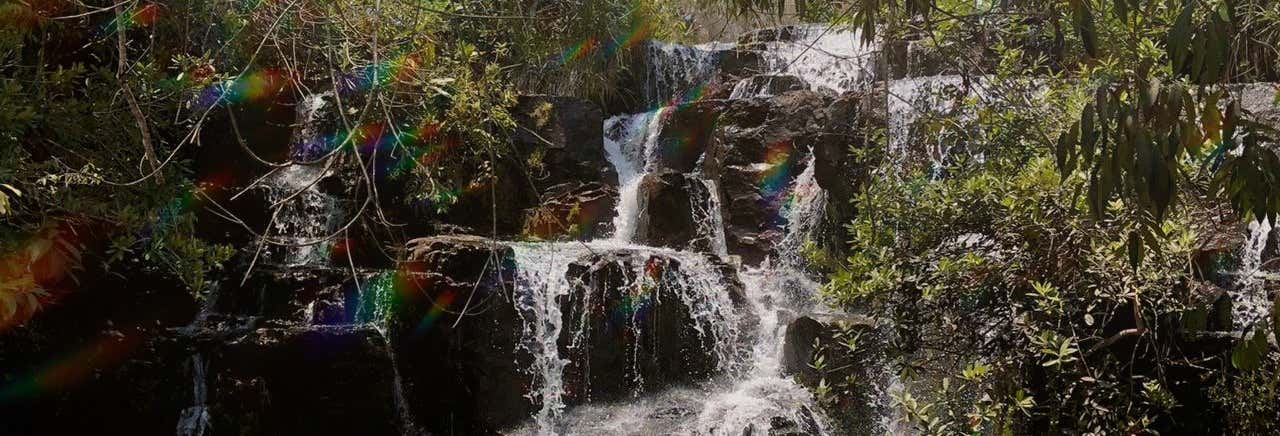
[1273,290,1279,342]
[1231,327,1269,371]
[1169,2,1194,73]
[1127,230,1144,270]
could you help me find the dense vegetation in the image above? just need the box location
[0,0,693,327]
[800,0,1280,433]
[3,0,1279,434]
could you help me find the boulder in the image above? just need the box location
[634,171,700,252]
[1,325,402,436]
[522,182,618,241]
[558,250,741,402]
[217,266,348,324]
[394,235,528,434]
[511,95,614,188]
[717,50,770,79]
[204,325,401,435]
[388,236,752,432]
[781,314,888,435]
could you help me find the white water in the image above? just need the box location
[176,354,211,436]
[752,26,875,95]
[508,241,747,435]
[886,75,965,176]
[605,108,669,243]
[502,27,894,435]
[1228,218,1274,329]
[643,41,731,105]
[265,93,342,266]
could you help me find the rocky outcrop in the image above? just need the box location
[1,324,403,435]
[559,250,744,402]
[522,181,618,241]
[388,235,750,433]
[782,314,888,435]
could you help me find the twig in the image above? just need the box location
[115,3,162,184]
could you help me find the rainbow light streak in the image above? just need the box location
[558,36,599,65]
[192,68,289,110]
[0,330,142,403]
[412,289,457,336]
[607,257,665,327]
[557,20,653,65]
[100,3,159,35]
[758,141,796,216]
[337,52,424,95]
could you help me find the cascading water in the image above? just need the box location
[507,240,747,435]
[265,93,342,267]
[643,41,730,105]
[886,75,965,176]
[604,108,669,243]
[502,26,902,435]
[1228,218,1275,329]
[175,354,211,436]
[751,26,874,95]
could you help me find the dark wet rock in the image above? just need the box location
[782,314,887,435]
[1,325,401,436]
[522,181,618,241]
[738,26,808,45]
[654,100,725,172]
[634,171,699,252]
[512,95,614,188]
[394,235,528,434]
[217,266,348,324]
[734,75,809,96]
[0,327,191,435]
[559,250,740,402]
[204,325,400,435]
[717,50,769,79]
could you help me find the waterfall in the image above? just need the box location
[507,241,746,435]
[693,176,730,258]
[886,75,965,176]
[1228,218,1274,329]
[604,108,668,243]
[643,41,729,105]
[265,93,342,267]
[510,244,578,434]
[175,354,211,436]
[692,155,831,435]
[751,26,873,95]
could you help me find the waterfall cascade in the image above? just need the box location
[1228,218,1276,329]
[264,93,342,267]
[500,25,893,436]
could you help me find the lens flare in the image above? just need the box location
[192,69,290,110]
[758,141,796,217]
[0,328,143,402]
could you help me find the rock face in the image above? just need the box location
[782,315,888,435]
[389,235,748,433]
[522,181,618,241]
[559,250,731,402]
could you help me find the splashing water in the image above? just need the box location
[264,93,343,267]
[750,26,874,95]
[508,240,746,435]
[176,354,211,436]
[643,41,730,106]
[1228,218,1275,329]
[605,108,669,243]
